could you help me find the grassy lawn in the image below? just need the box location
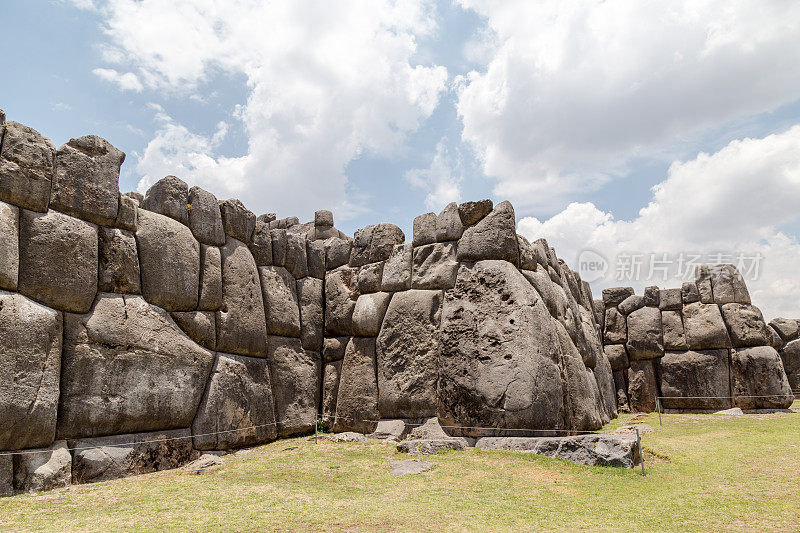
[2,403,799,532]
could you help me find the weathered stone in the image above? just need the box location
[413,212,436,246]
[141,176,189,225]
[0,201,19,290]
[0,121,56,212]
[187,186,225,246]
[135,209,199,311]
[297,276,324,351]
[695,273,714,304]
[51,135,124,225]
[334,337,379,434]
[731,346,794,409]
[604,344,629,371]
[662,310,687,350]
[315,209,333,227]
[618,295,644,315]
[705,264,751,304]
[306,239,325,279]
[70,429,195,483]
[198,245,223,311]
[517,235,536,270]
[643,286,660,307]
[523,266,566,321]
[249,221,273,266]
[13,441,71,493]
[613,370,629,411]
[456,201,519,266]
[171,311,216,350]
[268,336,320,437]
[439,261,565,433]
[314,224,340,240]
[370,420,406,440]
[216,238,267,357]
[769,318,799,341]
[0,455,11,497]
[531,238,550,268]
[321,360,343,429]
[329,432,366,442]
[411,242,457,290]
[349,223,405,267]
[381,243,412,291]
[377,290,441,419]
[660,350,730,410]
[682,281,700,304]
[659,288,682,310]
[720,303,770,348]
[124,191,143,205]
[627,359,659,412]
[19,209,98,313]
[593,353,619,422]
[625,307,663,360]
[554,321,603,431]
[390,459,436,476]
[435,202,463,242]
[98,227,140,294]
[602,287,634,307]
[270,228,287,266]
[257,213,276,224]
[397,439,468,455]
[357,261,384,293]
[260,266,301,338]
[192,353,277,450]
[285,232,308,279]
[406,417,452,440]
[325,236,352,270]
[219,198,255,244]
[0,291,61,451]
[782,339,800,374]
[457,199,492,227]
[352,291,392,337]
[115,193,138,231]
[58,294,215,439]
[593,299,604,329]
[323,337,350,362]
[770,326,785,351]
[475,435,639,468]
[325,266,359,336]
[683,302,731,350]
[579,305,602,369]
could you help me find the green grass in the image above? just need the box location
[2,403,799,532]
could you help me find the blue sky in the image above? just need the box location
[3,0,800,318]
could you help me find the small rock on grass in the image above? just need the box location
[330,432,367,443]
[390,459,436,476]
[183,454,224,474]
[714,407,744,415]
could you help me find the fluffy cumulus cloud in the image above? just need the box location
[92,68,143,92]
[518,126,800,320]
[404,139,463,211]
[81,0,448,221]
[457,0,800,208]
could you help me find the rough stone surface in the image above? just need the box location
[659,288,682,310]
[769,318,798,341]
[192,353,277,450]
[198,245,223,311]
[260,266,301,338]
[0,121,56,212]
[249,221,273,266]
[782,339,800,374]
[390,459,435,476]
[407,417,453,440]
[315,210,333,227]
[325,266,359,336]
[141,176,189,225]
[350,223,405,267]
[683,302,731,350]
[268,336,320,437]
[321,360,342,429]
[357,261,384,293]
[604,344,629,372]
[618,295,644,316]
[271,228,287,266]
[13,441,71,493]
[720,303,770,348]
[457,199,492,227]
[456,201,519,266]
[682,282,701,304]
[603,307,628,345]
[0,456,11,497]
[217,238,267,357]
[285,232,308,279]
[412,242,458,290]
[323,337,350,362]
[352,291,392,337]
[643,286,660,307]
[413,212,436,246]
[334,337,379,434]
[171,311,216,350]
[602,287,634,307]
[298,276,324,351]
[706,264,751,304]
[662,310,687,350]
[325,237,352,270]
[19,209,98,313]
[187,186,225,246]
[435,202,463,242]
[58,294,215,439]
[627,359,659,412]
[377,290,442,419]
[381,243,412,291]
[0,291,62,451]
[71,429,195,484]
[660,350,730,410]
[625,307,663,360]
[730,346,794,409]
[0,201,19,290]
[517,235,536,270]
[370,420,406,440]
[136,209,199,311]
[51,135,124,225]
[523,266,566,321]
[475,435,639,468]
[219,198,256,244]
[397,439,468,455]
[306,239,325,279]
[115,193,138,232]
[98,227,140,294]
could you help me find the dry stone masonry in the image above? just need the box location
[0,112,793,494]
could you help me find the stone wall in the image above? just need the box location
[599,266,794,412]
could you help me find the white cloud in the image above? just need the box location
[92,68,143,92]
[518,125,800,320]
[457,0,800,209]
[84,0,448,221]
[405,140,463,211]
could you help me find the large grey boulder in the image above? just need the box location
[456,201,519,266]
[349,223,405,267]
[594,353,619,422]
[352,291,392,337]
[412,242,458,289]
[219,198,256,244]
[260,266,301,338]
[136,209,199,311]
[268,336,320,437]
[659,288,682,310]
[0,291,62,451]
[141,176,189,225]
[604,344,629,371]
[439,260,564,434]
[171,311,216,350]
[285,232,308,279]
[381,243,412,291]
[356,261,384,293]
[603,307,627,344]
[782,339,800,374]
[618,295,644,316]
[413,212,436,246]
[325,266,359,336]
[662,310,687,350]
[522,265,566,321]
[683,302,731,349]
[435,202,463,242]
[475,434,639,468]
[625,307,663,360]
[306,239,325,279]
[323,336,350,362]
[325,236,352,270]
[50,135,125,225]
[377,290,442,418]
[298,277,324,351]
[682,282,701,304]
[250,221,273,266]
[554,321,604,431]
[19,209,98,313]
[720,303,770,348]
[660,350,730,410]
[602,287,634,307]
[70,429,195,484]
[457,199,492,227]
[58,294,215,439]
[0,201,19,290]
[321,360,342,430]
[627,359,659,412]
[730,346,794,409]
[397,439,468,455]
[517,235,536,270]
[198,244,223,311]
[0,455,10,497]
[115,194,138,231]
[217,238,267,357]
[98,227,140,294]
[270,228,287,266]
[390,458,436,476]
[703,264,751,304]
[0,121,56,212]
[13,441,71,493]
[769,318,798,342]
[187,186,225,246]
[192,353,277,450]
[334,337,379,434]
